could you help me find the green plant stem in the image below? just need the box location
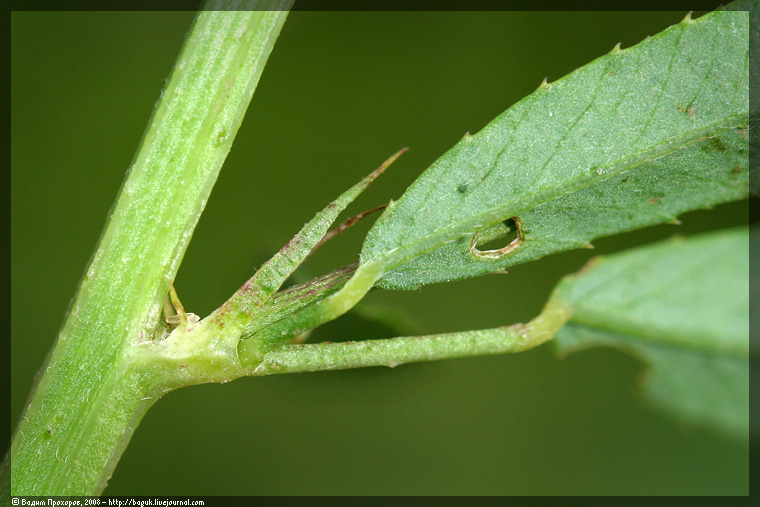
[8,4,291,495]
[242,299,573,375]
[128,288,570,387]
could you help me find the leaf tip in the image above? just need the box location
[369,147,408,181]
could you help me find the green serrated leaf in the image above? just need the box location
[379,128,749,289]
[557,323,748,439]
[361,10,749,289]
[552,227,749,438]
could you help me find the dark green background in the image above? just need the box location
[11,11,749,495]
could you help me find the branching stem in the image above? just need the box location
[244,299,573,375]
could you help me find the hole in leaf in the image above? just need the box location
[475,218,519,250]
[470,217,523,259]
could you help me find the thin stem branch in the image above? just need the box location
[245,299,573,375]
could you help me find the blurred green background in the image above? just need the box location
[11,10,749,495]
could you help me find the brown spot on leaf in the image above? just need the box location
[677,105,697,120]
[701,136,727,153]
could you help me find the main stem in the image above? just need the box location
[7,4,291,495]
